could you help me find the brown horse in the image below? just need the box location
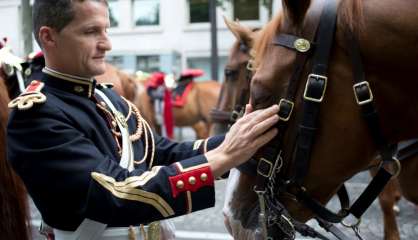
[210,19,257,136]
[225,1,418,240]
[220,18,408,240]
[171,80,220,139]
[135,77,221,139]
[0,72,30,239]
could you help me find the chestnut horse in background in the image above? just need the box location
[210,19,257,136]
[0,74,30,239]
[224,1,418,240]
[169,79,221,139]
[136,76,221,140]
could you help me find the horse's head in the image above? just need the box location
[228,0,418,238]
[210,18,257,135]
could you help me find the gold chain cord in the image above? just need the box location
[134,117,155,167]
[97,97,144,142]
[95,97,155,167]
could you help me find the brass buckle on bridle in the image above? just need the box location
[278,99,294,122]
[303,74,328,102]
[353,81,374,105]
[257,158,274,178]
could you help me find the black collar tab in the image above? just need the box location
[42,67,96,97]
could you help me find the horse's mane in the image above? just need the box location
[253,0,364,69]
[0,79,30,240]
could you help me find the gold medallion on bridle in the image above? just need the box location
[294,38,311,53]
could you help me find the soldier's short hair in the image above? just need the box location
[33,0,108,47]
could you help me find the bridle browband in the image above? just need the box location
[253,0,399,239]
[210,41,254,126]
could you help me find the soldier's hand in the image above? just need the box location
[206,104,279,178]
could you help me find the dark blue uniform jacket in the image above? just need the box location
[7,70,224,231]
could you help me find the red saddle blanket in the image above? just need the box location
[171,81,193,107]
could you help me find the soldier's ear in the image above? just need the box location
[39,26,57,48]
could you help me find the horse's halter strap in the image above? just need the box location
[253,0,398,239]
[253,0,326,191]
[210,41,253,125]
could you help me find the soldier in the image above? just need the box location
[7,0,279,239]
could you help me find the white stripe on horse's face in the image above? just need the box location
[223,168,259,240]
[223,168,241,216]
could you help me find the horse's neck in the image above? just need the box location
[0,80,9,124]
[358,0,418,142]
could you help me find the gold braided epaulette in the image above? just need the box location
[8,80,47,110]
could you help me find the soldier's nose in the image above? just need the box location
[98,38,112,51]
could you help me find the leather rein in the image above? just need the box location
[253,0,400,239]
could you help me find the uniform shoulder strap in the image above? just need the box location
[8,80,47,110]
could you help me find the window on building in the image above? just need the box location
[233,0,259,21]
[137,55,160,72]
[133,0,160,26]
[108,0,121,27]
[186,56,227,81]
[189,0,209,23]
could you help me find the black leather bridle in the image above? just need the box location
[252,0,400,239]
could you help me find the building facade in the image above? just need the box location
[0,0,280,81]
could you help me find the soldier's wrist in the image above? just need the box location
[205,149,231,178]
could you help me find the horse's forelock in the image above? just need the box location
[253,14,282,70]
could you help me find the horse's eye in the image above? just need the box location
[224,69,238,79]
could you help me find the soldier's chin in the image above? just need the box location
[91,63,107,76]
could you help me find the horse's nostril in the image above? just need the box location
[250,83,276,109]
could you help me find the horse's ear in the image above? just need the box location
[224,16,241,41]
[224,16,255,47]
[282,0,311,25]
